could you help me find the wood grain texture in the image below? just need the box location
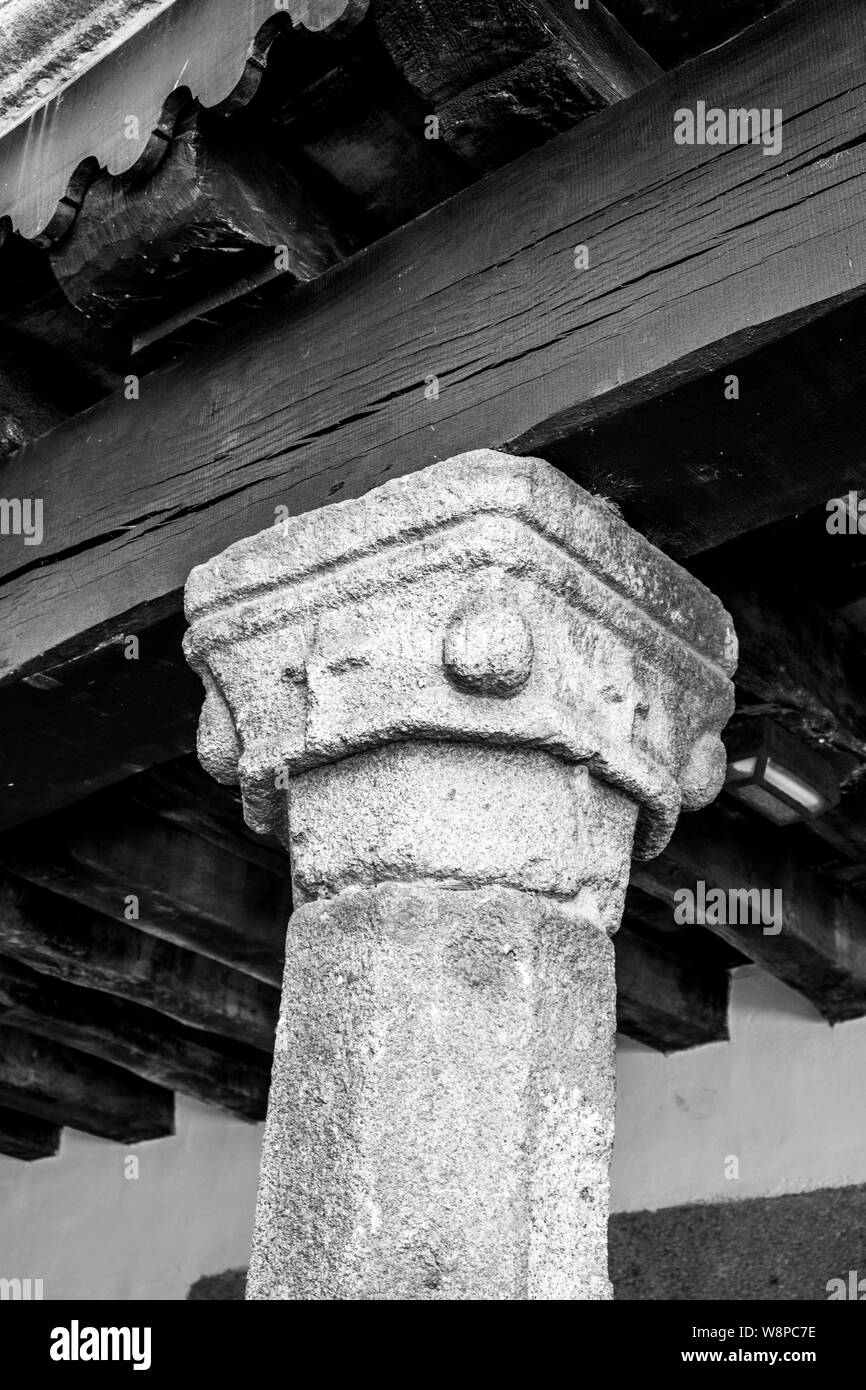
[1,0,864,686]
[373,0,657,105]
[0,837,733,1060]
[0,231,130,398]
[615,922,730,1051]
[0,872,280,1050]
[373,0,660,172]
[550,294,866,562]
[0,0,366,242]
[52,108,352,331]
[0,1025,175,1142]
[0,953,271,1120]
[0,612,199,831]
[633,803,866,1023]
[122,756,286,875]
[714,586,866,771]
[0,796,291,984]
[0,1,651,379]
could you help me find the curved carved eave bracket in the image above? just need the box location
[0,0,368,248]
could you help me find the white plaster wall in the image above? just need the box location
[611,963,866,1213]
[0,1095,263,1300]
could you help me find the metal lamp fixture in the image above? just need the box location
[723,718,840,826]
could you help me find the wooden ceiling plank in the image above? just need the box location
[632,804,866,1022]
[0,953,270,1122]
[1,1,865,658]
[0,0,861,661]
[0,798,290,985]
[0,1025,175,1143]
[616,923,730,1052]
[0,871,280,1052]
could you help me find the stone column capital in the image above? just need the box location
[184,450,736,857]
[184,449,739,1300]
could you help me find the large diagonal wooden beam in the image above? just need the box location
[1,0,864,831]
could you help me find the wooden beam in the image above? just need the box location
[0,1,656,373]
[372,0,659,172]
[0,232,129,401]
[0,235,114,453]
[0,1103,60,1161]
[0,873,280,1051]
[615,922,730,1051]
[551,293,866,563]
[632,804,866,1022]
[0,612,200,831]
[254,0,657,238]
[121,756,286,876]
[0,0,366,244]
[373,0,658,109]
[623,883,751,965]
[0,797,290,985]
[0,336,69,457]
[259,27,472,237]
[51,108,352,334]
[1,0,864,661]
[1,0,865,827]
[0,1027,174,1143]
[696,576,866,770]
[686,559,866,883]
[0,954,270,1121]
[606,0,792,68]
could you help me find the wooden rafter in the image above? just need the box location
[0,1026,175,1143]
[0,796,291,983]
[633,804,866,1022]
[0,872,280,1051]
[615,922,730,1052]
[0,954,270,1121]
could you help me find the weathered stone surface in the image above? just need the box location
[185,449,736,859]
[247,882,617,1301]
[184,449,737,1301]
[288,742,637,926]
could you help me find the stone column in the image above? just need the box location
[183,449,736,1301]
